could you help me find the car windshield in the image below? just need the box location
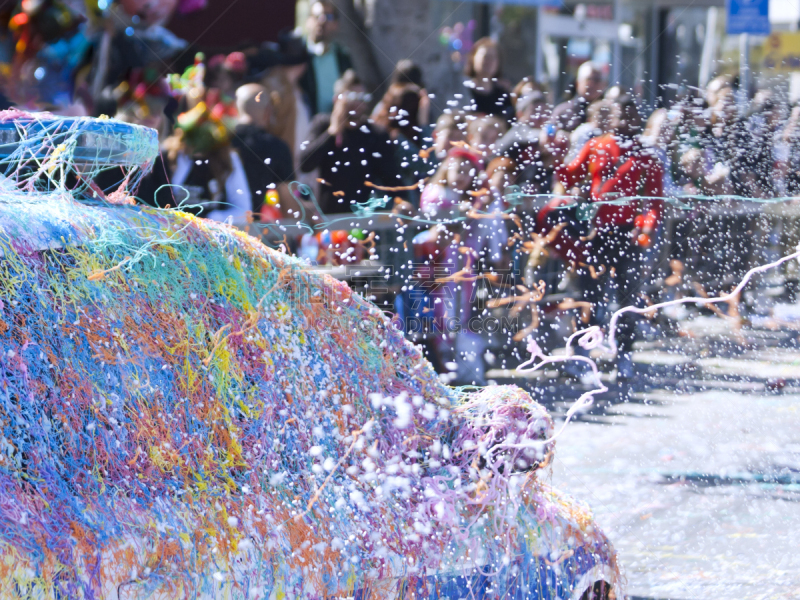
[0,111,158,201]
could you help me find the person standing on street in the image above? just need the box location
[298,70,398,215]
[228,83,297,223]
[549,61,606,133]
[557,95,664,384]
[463,37,513,120]
[300,0,353,117]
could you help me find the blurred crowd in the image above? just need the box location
[2,0,799,384]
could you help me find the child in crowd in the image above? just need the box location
[466,115,508,161]
[420,147,483,219]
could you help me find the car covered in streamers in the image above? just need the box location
[0,111,621,599]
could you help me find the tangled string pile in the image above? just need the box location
[0,110,157,202]
[0,111,618,599]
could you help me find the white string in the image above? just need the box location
[516,246,800,444]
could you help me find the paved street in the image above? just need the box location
[490,319,800,599]
[553,387,800,599]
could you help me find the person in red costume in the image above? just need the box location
[554,95,664,384]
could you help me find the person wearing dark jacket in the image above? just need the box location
[462,38,512,120]
[299,0,353,116]
[299,70,398,216]
[231,83,294,219]
[548,61,605,133]
[494,90,553,195]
